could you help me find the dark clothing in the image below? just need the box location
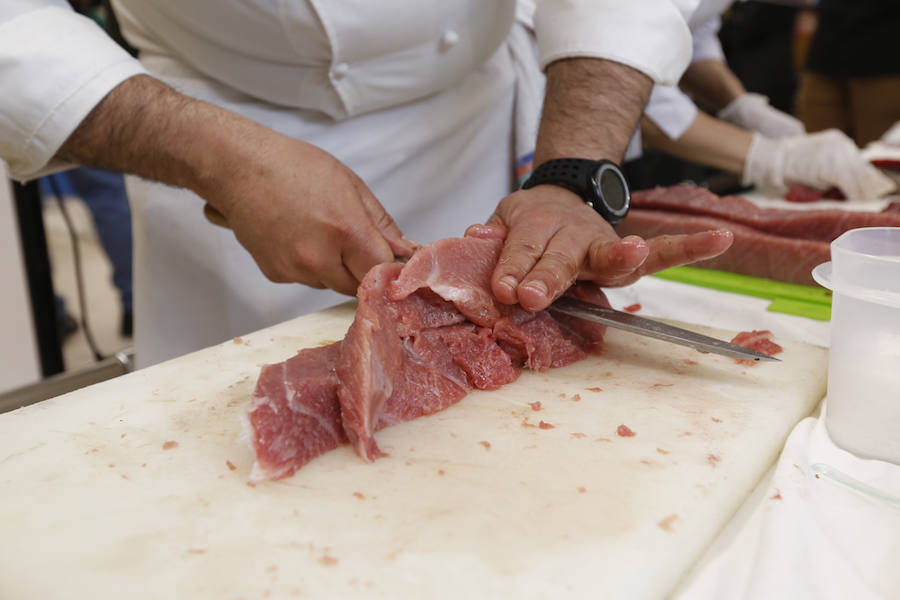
[806,0,900,78]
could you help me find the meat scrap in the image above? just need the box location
[245,236,610,480]
[616,424,636,437]
[623,303,642,313]
[730,330,783,366]
[657,513,679,532]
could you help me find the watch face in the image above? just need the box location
[592,163,629,214]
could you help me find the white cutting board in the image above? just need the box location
[0,304,827,599]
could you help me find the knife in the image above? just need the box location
[550,297,780,362]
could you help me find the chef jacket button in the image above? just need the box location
[440,30,459,51]
[332,62,350,80]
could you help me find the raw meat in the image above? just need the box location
[245,236,610,479]
[617,209,830,285]
[784,185,845,203]
[630,186,900,242]
[618,185,900,284]
[730,330,783,366]
[244,343,345,481]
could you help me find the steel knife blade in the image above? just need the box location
[550,297,780,362]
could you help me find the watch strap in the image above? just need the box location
[520,158,598,197]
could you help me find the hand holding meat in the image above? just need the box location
[717,93,805,139]
[210,135,417,294]
[743,129,897,201]
[483,185,734,312]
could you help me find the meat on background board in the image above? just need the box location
[619,185,900,285]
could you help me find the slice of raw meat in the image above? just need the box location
[244,343,345,481]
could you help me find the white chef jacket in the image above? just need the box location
[0,0,702,365]
[644,0,732,141]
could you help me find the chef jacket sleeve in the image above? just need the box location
[643,85,698,141]
[0,0,147,180]
[691,16,725,63]
[533,0,700,86]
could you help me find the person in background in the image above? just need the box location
[796,0,900,147]
[634,0,894,200]
[41,167,134,337]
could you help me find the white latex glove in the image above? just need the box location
[719,93,805,139]
[744,129,898,201]
[881,121,900,146]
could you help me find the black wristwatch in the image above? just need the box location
[521,158,631,226]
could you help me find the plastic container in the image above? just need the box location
[812,227,900,464]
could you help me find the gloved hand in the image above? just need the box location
[718,93,805,139]
[744,129,898,201]
[881,121,900,146]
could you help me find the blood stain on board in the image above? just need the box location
[711,417,722,423]
[770,489,783,501]
[656,448,669,455]
[570,394,581,402]
[353,492,366,500]
[570,432,587,439]
[521,418,538,428]
[577,487,587,494]
[586,387,603,392]
[187,548,207,555]
[683,359,699,366]
[529,401,542,411]
[479,440,492,450]
[707,453,721,467]
[438,469,445,476]
[233,337,243,344]
[657,514,679,532]
[226,460,237,471]
[617,424,636,437]
[538,421,555,430]
[162,441,179,450]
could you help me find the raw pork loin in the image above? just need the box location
[244,235,609,480]
[619,185,900,285]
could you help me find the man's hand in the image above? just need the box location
[491,57,732,312]
[211,137,414,294]
[58,75,415,295]
[483,185,734,312]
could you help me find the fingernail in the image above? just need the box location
[499,275,518,291]
[522,280,548,297]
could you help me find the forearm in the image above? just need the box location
[641,110,752,174]
[56,74,271,217]
[678,60,746,112]
[534,58,652,165]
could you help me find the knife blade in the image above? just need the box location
[549,297,780,362]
